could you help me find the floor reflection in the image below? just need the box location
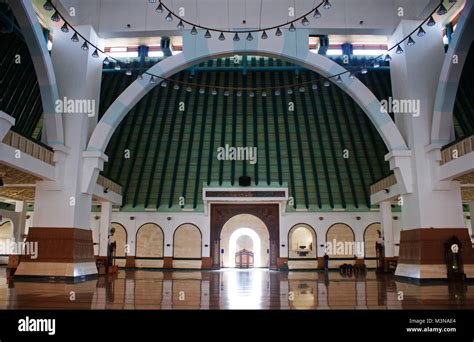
[1,267,474,309]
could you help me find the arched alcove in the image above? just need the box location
[173,223,202,269]
[135,223,164,268]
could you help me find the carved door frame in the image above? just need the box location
[210,203,280,270]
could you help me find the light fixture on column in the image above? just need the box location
[204,30,212,39]
[261,31,268,39]
[92,49,99,58]
[51,11,61,22]
[406,35,416,46]
[191,26,198,35]
[417,27,426,37]
[165,12,173,21]
[275,27,283,36]
[71,32,79,42]
[43,0,53,11]
[177,20,184,29]
[219,32,226,41]
[396,44,404,54]
[323,0,332,10]
[437,4,447,16]
[427,16,436,27]
[313,9,322,19]
[103,187,109,194]
[233,33,240,41]
[246,32,253,41]
[302,16,310,26]
[60,23,69,33]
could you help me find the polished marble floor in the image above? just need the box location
[1,267,473,309]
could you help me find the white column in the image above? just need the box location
[99,202,112,257]
[389,19,464,230]
[33,24,104,230]
[381,201,394,258]
[468,201,474,239]
[14,201,27,242]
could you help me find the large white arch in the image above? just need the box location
[88,30,407,155]
[431,0,473,145]
[10,0,64,146]
[228,228,261,268]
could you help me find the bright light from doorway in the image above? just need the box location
[228,228,261,268]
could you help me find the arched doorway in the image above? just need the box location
[110,222,127,267]
[135,223,164,268]
[173,223,202,269]
[364,223,381,268]
[220,215,270,268]
[211,204,279,269]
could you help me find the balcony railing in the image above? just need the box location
[2,131,54,165]
[97,174,122,194]
[370,174,397,195]
[441,135,474,165]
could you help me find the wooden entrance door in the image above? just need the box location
[235,249,254,268]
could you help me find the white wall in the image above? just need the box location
[21,207,451,260]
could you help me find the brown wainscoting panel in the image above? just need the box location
[163,256,173,269]
[201,257,212,269]
[398,228,474,265]
[277,257,288,270]
[125,256,136,268]
[20,227,95,263]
